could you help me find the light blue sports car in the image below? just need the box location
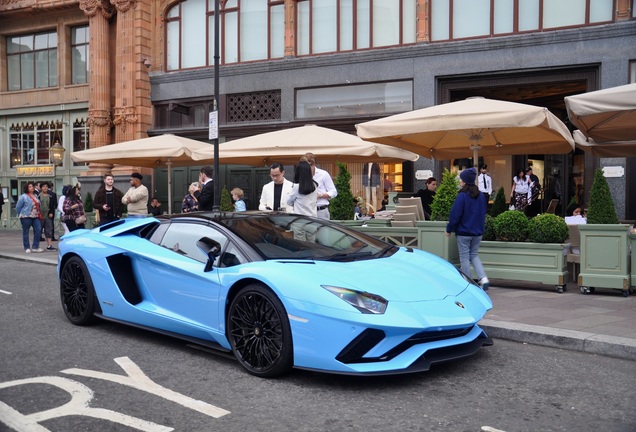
[58,212,492,377]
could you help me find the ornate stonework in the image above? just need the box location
[79,0,114,18]
[112,106,138,133]
[87,109,112,133]
[110,0,137,13]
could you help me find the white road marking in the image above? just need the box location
[481,427,507,432]
[0,376,172,432]
[0,290,12,295]
[62,356,231,418]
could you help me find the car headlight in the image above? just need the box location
[322,285,388,314]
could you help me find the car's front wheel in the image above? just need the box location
[60,256,98,325]
[227,284,293,378]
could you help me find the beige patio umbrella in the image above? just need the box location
[572,129,636,158]
[71,134,212,214]
[190,124,420,165]
[356,97,575,164]
[565,83,636,143]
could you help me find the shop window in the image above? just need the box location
[9,121,61,168]
[296,81,412,119]
[73,119,89,166]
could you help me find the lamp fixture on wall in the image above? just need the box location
[49,122,65,166]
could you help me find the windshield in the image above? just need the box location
[223,214,395,261]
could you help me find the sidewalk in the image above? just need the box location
[1,228,635,361]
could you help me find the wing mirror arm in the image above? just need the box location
[196,237,222,272]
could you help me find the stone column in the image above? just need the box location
[111,0,139,143]
[80,0,114,175]
[80,0,113,149]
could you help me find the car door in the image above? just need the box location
[134,220,234,338]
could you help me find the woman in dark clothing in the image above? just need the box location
[445,168,489,290]
[413,177,437,220]
[62,185,86,232]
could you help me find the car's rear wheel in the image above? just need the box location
[60,256,98,325]
[227,284,293,378]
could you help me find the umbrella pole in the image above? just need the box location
[167,159,173,214]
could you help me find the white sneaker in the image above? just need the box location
[32,248,44,253]
[478,277,490,291]
[25,249,31,253]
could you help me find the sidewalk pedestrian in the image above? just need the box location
[122,172,149,218]
[93,173,123,226]
[302,153,337,220]
[445,167,490,290]
[57,185,71,235]
[15,181,43,253]
[39,182,56,251]
[62,185,86,232]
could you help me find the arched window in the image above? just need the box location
[165,0,284,70]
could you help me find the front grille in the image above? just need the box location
[336,326,474,364]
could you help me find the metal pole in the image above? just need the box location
[212,0,220,211]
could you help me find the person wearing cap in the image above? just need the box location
[478,164,492,203]
[122,172,149,218]
[445,167,490,291]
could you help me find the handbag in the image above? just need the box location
[75,215,87,225]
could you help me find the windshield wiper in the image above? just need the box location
[377,245,396,258]
[319,251,374,262]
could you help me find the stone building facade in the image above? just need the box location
[1,0,635,220]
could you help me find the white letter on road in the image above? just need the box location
[0,376,173,432]
[62,356,230,418]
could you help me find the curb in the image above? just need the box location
[0,252,58,267]
[480,319,636,362]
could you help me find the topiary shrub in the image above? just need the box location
[83,192,93,212]
[586,168,618,224]
[430,168,458,221]
[220,185,234,211]
[330,162,355,220]
[493,210,529,242]
[527,213,569,243]
[483,214,496,241]
[490,186,507,218]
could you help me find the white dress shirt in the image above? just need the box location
[478,173,492,195]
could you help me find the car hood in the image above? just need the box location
[280,248,467,302]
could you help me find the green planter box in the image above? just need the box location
[416,221,459,265]
[631,232,636,291]
[578,224,631,295]
[478,241,569,293]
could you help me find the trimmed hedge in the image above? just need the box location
[527,213,569,243]
[493,210,529,242]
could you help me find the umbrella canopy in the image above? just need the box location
[190,125,420,166]
[565,83,636,143]
[572,129,636,158]
[71,134,212,214]
[355,97,575,164]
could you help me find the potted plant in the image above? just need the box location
[489,186,507,218]
[330,162,356,221]
[220,186,234,211]
[478,210,570,293]
[578,169,631,296]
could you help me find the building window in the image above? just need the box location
[629,60,636,83]
[430,0,614,41]
[71,26,89,84]
[7,31,58,90]
[296,0,416,55]
[73,119,89,166]
[165,0,283,70]
[296,81,412,119]
[9,121,61,168]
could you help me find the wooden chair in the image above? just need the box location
[397,197,426,220]
[566,224,581,283]
[546,199,559,214]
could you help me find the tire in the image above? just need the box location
[227,284,293,378]
[60,256,98,325]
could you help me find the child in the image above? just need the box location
[231,188,246,211]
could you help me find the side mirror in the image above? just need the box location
[196,237,222,272]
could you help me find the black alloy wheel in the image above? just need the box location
[227,284,293,378]
[60,256,98,325]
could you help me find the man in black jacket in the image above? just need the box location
[198,166,215,211]
[93,173,124,226]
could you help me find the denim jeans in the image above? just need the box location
[456,235,487,281]
[20,217,41,250]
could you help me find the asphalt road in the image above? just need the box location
[1,260,635,432]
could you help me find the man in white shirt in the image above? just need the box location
[478,164,492,202]
[122,172,149,217]
[302,153,337,220]
[259,162,294,212]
